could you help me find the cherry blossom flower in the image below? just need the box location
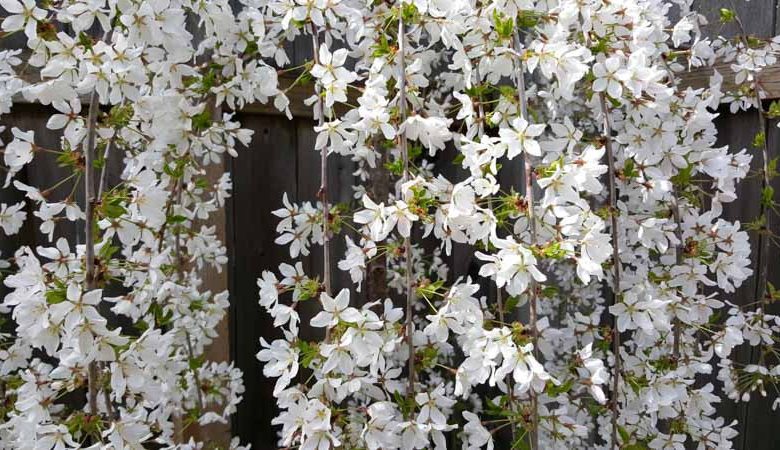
[499,117,546,158]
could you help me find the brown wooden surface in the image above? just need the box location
[715,106,780,450]
[676,1,780,98]
[677,61,780,99]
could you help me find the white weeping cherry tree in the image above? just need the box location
[0,0,778,449]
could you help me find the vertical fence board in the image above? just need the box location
[228,114,298,449]
[692,0,776,38]
[715,107,780,450]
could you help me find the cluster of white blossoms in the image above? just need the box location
[1,0,779,450]
[0,0,289,447]
[254,0,780,450]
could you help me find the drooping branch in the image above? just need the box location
[752,87,771,308]
[397,11,415,400]
[311,29,332,297]
[512,32,539,450]
[83,89,100,418]
[598,92,622,450]
[670,192,683,359]
[366,135,390,303]
[731,14,773,311]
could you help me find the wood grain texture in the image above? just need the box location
[692,0,777,38]
[227,113,299,449]
[677,61,780,99]
[715,106,780,450]
[676,1,780,99]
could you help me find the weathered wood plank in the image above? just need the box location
[227,113,298,449]
[2,104,85,246]
[692,0,777,38]
[738,108,780,450]
[677,61,780,99]
[294,119,357,320]
[675,1,780,99]
[715,106,780,450]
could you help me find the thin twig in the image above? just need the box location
[185,330,206,413]
[310,29,332,297]
[173,179,206,415]
[97,136,115,199]
[101,362,117,419]
[670,192,683,358]
[661,59,684,362]
[599,93,622,450]
[398,12,416,402]
[730,15,774,447]
[512,32,539,450]
[752,87,771,308]
[84,88,100,418]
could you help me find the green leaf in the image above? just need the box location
[617,425,631,444]
[517,10,541,29]
[102,202,126,219]
[188,355,205,371]
[77,32,94,50]
[762,186,775,207]
[401,2,419,24]
[384,159,404,176]
[768,100,780,119]
[541,285,559,297]
[492,10,515,40]
[98,243,118,261]
[45,286,67,305]
[191,110,212,132]
[719,8,736,23]
[504,296,521,311]
[752,131,766,150]
[622,158,638,179]
[296,340,319,368]
[624,444,650,450]
[546,378,573,396]
[671,163,693,188]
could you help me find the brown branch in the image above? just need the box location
[310,30,332,298]
[512,32,539,450]
[599,93,622,450]
[84,88,100,419]
[398,13,416,402]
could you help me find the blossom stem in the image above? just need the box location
[101,362,117,419]
[661,60,684,362]
[185,330,206,413]
[670,191,683,358]
[733,1,772,311]
[733,20,774,446]
[173,170,206,417]
[366,136,390,303]
[513,32,539,450]
[476,61,518,444]
[398,11,416,401]
[311,29,332,297]
[97,135,115,199]
[599,92,622,450]
[752,87,771,308]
